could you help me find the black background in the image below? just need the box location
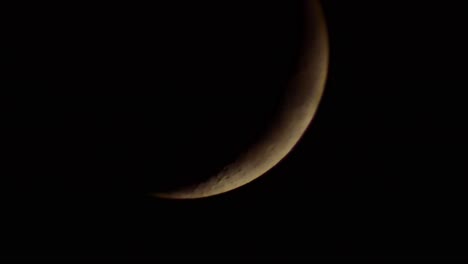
[3,0,468,261]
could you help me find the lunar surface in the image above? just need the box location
[155,0,329,199]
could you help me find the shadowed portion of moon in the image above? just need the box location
[156,0,329,199]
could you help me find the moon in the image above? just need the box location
[154,0,329,199]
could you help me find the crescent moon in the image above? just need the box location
[154,0,329,199]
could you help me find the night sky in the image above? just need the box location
[3,1,467,260]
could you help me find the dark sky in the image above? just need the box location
[3,1,468,261]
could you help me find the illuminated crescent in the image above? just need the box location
[155,0,329,199]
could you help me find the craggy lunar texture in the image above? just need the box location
[155,0,329,199]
